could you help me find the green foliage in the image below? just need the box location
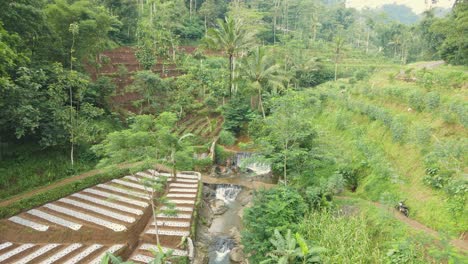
[386,239,426,264]
[218,129,236,146]
[93,113,194,175]
[408,90,425,112]
[46,0,121,67]
[253,92,318,184]
[222,97,255,134]
[242,186,307,263]
[424,91,440,111]
[389,116,407,144]
[0,145,95,200]
[260,229,323,264]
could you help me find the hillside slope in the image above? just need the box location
[307,64,467,236]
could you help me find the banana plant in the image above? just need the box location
[260,229,325,264]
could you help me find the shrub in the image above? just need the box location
[335,111,349,130]
[222,97,255,135]
[390,116,407,144]
[354,69,370,81]
[218,130,236,146]
[424,92,440,111]
[423,167,450,189]
[203,96,218,110]
[408,90,425,112]
[242,186,306,263]
[413,125,431,146]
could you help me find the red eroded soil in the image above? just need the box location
[85,46,220,113]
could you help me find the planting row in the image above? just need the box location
[128,171,200,262]
[0,242,123,264]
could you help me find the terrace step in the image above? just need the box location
[146,228,190,237]
[96,184,149,200]
[71,193,143,215]
[9,216,49,231]
[0,244,35,262]
[131,254,153,263]
[169,188,197,193]
[89,244,124,264]
[44,204,127,232]
[169,183,198,188]
[15,244,60,264]
[111,179,147,191]
[169,199,195,205]
[63,244,103,264]
[167,193,196,198]
[83,188,149,207]
[152,220,190,228]
[58,198,136,223]
[39,244,82,264]
[156,213,192,219]
[27,209,82,231]
[140,243,188,256]
[0,242,13,251]
[160,206,193,212]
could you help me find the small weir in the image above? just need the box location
[235,152,271,175]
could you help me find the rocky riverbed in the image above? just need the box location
[193,184,253,264]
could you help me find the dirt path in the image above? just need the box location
[336,196,468,252]
[0,162,171,208]
[411,60,445,69]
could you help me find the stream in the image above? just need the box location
[208,184,242,264]
[194,153,273,263]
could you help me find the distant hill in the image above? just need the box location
[380,4,420,24]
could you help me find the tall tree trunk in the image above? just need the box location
[189,0,193,20]
[258,88,265,119]
[334,61,338,81]
[366,30,370,54]
[283,143,288,185]
[204,15,207,36]
[171,148,177,179]
[229,54,234,97]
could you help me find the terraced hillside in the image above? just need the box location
[306,64,467,236]
[0,170,201,263]
[176,114,223,141]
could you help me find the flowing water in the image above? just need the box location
[235,152,271,175]
[208,184,243,264]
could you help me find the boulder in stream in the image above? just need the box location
[230,247,245,263]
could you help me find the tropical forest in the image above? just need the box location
[0,0,466,263]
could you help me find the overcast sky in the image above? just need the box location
[346,0,455,14]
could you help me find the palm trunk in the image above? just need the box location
[366,30,370,54]
[334,61,338,81]
[258,88,265,119]
[283,153,287,186]
[229,54,234,97]
[204,16,207,36]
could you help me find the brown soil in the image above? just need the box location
[0,163,171,209]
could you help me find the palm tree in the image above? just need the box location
[205,16,256,97]
[242,47,287,118]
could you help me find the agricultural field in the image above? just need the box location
[0,170,201,263]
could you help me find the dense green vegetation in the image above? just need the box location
[0,0,466,263]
